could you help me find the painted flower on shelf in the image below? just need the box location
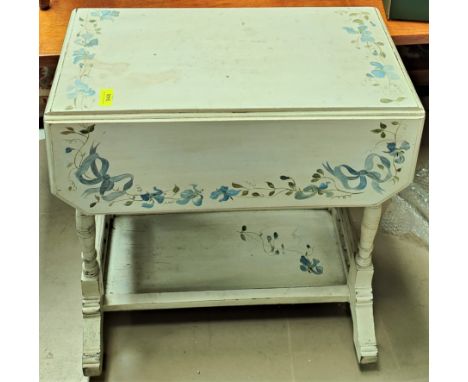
[384,141,411,164]
[366,62,400,80]
[90,10,120,21]
[299,256,323,275]
[177,185,204,206]
[210,186,241,202]
[72,48,95,64]
[67,79,96,99]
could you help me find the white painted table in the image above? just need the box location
[44,7,425,376]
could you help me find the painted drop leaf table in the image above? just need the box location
[44,7,425,376]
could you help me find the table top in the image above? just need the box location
[46,7,421,115]
[39,0,429,59]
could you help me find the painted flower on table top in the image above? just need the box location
[72,48,95,64]
[90,10,120,21]
[210,186,241,202]
[75,32,98,48]
[367,62,399,80]
[67,79,96,99]
[176,185,204,206]
[343,25,375,43]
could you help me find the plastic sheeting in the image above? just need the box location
[380,167,429,246]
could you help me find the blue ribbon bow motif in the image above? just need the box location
[75,144,134,201]
[323,153,393,193]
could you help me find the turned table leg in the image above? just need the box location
[76,210,103,376]
[348,205,382,364]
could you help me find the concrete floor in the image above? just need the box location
[39,139,428,382]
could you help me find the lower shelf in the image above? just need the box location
[103,209,354,311]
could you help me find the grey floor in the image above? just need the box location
[39,139,428,382]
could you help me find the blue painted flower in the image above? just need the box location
[386,142,397,153]
[400,141,410,150]
[318,182,329,190]
[67,79,96,99]
[140,187,165,206]
[210,186,240,202]
[177,185,203,206]
[65,147,74,153]
[343,26,357,34]
[367,62,399,80]
[72,48,95,64]
[384,141,410,164]
[75,32,98,48]
[358,25,375,43]
[90,10,120,21]
[299,256,323,275]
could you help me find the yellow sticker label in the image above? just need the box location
[98,89,114,106]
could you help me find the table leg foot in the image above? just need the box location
[349,266,378,364]
[82,309,103,376]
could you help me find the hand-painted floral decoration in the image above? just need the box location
[238,225,323,275]
[62,121,409,209]
[338,10,406,104]
[66,10,120,110]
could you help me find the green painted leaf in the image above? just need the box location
[66,127,74,131]
[353,19,364,24]
[285,190,293,196]
[124,201,133,206]
[380,132,386,138]
[268,190,275,196]
[317,169,324,175]
[242,225,247,231]
[371,129,382,133]
[377,164,384,170]
[232,183,243,188]
[392,121,399,125]
[90,202,96,208]
[240,233,246,241]
[241,190,249,196]
[380,98,393,103]
[380,122,387,129]
[267,182,275,188]
[273,232,279,239]
[61,131,73,135]
[312,173,321,179]
[252,192,260,197]
[311,178,319,182]
[280,175,290,180]
[288,182,295,188]
[173,185,180,193]
[94,195,100,201]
